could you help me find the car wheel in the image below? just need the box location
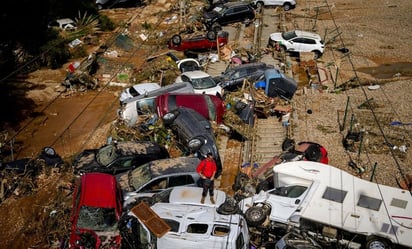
[233,172,249,191]
[171,35,182,46]
[217,199,240,215]
[244,18,251,26]
[206,30,217,41]
[313,50,322,59]
[283,3,292,11]
[365,236,391,249]
[245,206,267,227]
[211,23,222,32]
[256,1,264,8]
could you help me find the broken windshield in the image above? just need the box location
[77,206,117,231]
[96,144,119,166]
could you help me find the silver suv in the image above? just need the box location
[268,30,325,59]
[252,0,296,11]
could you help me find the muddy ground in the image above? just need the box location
[0,0,411,248]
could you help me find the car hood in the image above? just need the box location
[269,32,284,42]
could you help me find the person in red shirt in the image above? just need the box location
[197,152,217,204]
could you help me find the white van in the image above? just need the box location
[118,82,194,127]
[120,188,250,249]
[239,161,412,249]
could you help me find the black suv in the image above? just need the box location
[214,62,275,91]
[203,2,256,31]
[162,107,222,177]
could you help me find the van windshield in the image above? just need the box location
[268,185,307,198]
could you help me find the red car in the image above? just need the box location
[156,93,226,124]
[168,30,229,52]
[69,173,123,249]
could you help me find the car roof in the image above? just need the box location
[151,202,243,224]
[123,82,194,104]
[110,141,164,155]
[224,1,252,8]
[293,30,322,40]
[168,186,227,207]
[148,157,200,177]
[80,172,118,208]
[131,82,161,92]
[182,70,211,79]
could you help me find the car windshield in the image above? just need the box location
[191,76,217,90]
[127,163,152,191]
[222,69,237,79]
[77,206,118,231]
[128,87,140,97]
[282,31,297,40]
[96,144,119,166]
[268,185,307,198]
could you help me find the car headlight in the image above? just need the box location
[188,138,203,150]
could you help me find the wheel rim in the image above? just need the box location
[368,241,387,249]
[249,208,263,221]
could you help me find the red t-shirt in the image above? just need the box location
[197,159,217,178]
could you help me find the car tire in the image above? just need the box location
[365,236,391,249]
[313,50,322,59]
[171,35,182,46]
[232,172,250,191]
[245,206,267,227]
[211,23,222,32]
[283,3,292,11]
[206,30,217,41]
[217,199,240,215]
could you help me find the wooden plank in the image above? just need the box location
[131,202,171,238]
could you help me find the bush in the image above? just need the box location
[98,14,116,31]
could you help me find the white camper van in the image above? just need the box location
[239,161,412,249]
[121,200,250,249]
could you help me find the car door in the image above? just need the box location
[290,37,314,52]
[299,38,317,52]
[266,185,309,223]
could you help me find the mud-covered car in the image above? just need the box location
[117,157,201,210]
[214,62,274,91]
[168,30,229,52]
[162,107,223,177]
[69,172,123,249]
[72,141,169,175]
